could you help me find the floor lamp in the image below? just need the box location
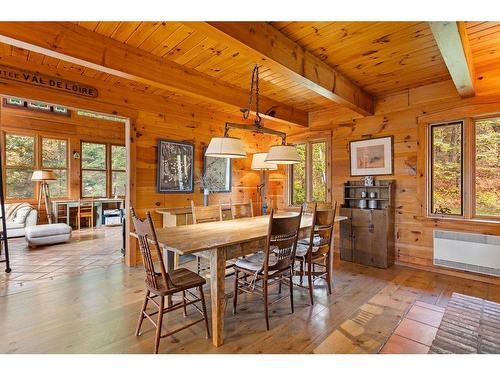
[251,153,278,215]
[32,170,57,224]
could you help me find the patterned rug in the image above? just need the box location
[429,292,500,353]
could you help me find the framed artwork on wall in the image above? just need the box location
[202,146,232,193]
[156,139,194,193]
[349,136,393,176]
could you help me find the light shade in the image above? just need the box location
[251,152,278,170]
[205,137,246,158]
[265,145,301,165]
[31,170,57,181]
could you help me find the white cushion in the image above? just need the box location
[235,252,278,272]
[6,221,24,230]
[25,223,72,239]
[13,206,32,224]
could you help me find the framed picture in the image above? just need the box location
[156,139,194,193]
[202,146,232,193]
[349,136,393,176]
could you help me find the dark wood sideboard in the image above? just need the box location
[339,180,395,268]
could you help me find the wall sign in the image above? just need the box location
[0,65,98,98]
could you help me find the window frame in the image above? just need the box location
[287,131,332,206]
[426,115,499,221]
[41,136,69,199]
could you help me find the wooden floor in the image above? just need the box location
[0,256,499,354]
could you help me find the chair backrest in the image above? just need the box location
[230,198,254,219]
[130,208,169,291]
[78,199,94,215]
[306,201,337,258]
[191,200,222,224]
[304,201,332,214]
[263,207,303,274]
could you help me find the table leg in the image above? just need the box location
[210,247,226,347]
[164,249,175,307]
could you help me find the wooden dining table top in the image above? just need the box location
[151,213,347,255]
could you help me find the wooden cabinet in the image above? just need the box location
[339,180,395,269]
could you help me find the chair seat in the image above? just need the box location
[298,235,329,247]
[151,267,206,295]
[234,252,278,273]
[295,243,329,258]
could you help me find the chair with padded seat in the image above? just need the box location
[232,207,303,330]
[131,208,210,354]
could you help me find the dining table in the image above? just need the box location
[151,212,347,347]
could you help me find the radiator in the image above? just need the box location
[433,230,500,277]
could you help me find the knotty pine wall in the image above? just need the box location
[307,80,500,284]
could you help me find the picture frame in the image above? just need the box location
[202,146,232,193]
[156,139,194,193]
[349,136,393,176]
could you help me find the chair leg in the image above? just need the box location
[233,270,239,315]
[288,272,294,314]
[278,280,282,294]
[263,280,270,331]
[154,296,165,354]
[197,257,201,275]
[299,259,304,285]
[182,290,187,317]
[326,254,332,295]
[199,286,210,339]
[135,290,150,336]
[307,260,314,306]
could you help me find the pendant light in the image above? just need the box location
[205,65,301,164]
[251,152,278,171]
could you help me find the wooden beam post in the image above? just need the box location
[429,22,476,98]
[187,22,374,116]
[0,22,308,127]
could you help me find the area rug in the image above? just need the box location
[429,292,500,353]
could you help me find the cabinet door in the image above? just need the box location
[352,225,372,265]
[339,215,353,261]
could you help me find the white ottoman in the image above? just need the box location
[25,224,72,248]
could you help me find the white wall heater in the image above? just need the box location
[433,230,500,277]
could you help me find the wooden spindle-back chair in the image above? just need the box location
[76,198,94,230]
[130,208,210,354]
[233,207,303,330]
[230,198,254,219]
[296,202,337,305]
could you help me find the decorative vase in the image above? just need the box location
[203,188,209,206]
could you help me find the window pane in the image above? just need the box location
[5,134,35,167]
[111,145,126,170]
[48,170,67,198]
[312,142,327,202]
[6,169,34,198]
[431,123,463,215]
[42,138,67,168]
[82,170,107,197]
[475,118,500,217]
[292,144,306,205]
[82,142,106,169]
[112,171,126,197]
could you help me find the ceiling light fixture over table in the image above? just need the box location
[205,65,300,164]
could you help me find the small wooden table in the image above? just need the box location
[151,213,347,347]
[52,198,124,227]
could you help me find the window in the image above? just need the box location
[428,116,499,219]
[81,142,107,198]
[5,134,35,199]
[288,137,330,205]
[430,122,463,216]
[42,138,68,198]
[474,117,500,217]
[111,145,126,197]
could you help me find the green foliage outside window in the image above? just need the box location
[292,144,306,205]
[312,142,327,202]
[5,134,35,199]
[82,142,107,197]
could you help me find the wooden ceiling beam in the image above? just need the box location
[189,22,374,116]
[0,22,308,127]
[429,21,476,98]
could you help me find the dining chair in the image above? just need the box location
[190,200,223,274]
[233,207,303,330]
[295,201,337,305]
[76,198,94,230]
[230,198,254,219]
[130,208,210,354]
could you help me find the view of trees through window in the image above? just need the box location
[82,142,107,197]
[111,145,126,197]
[5,134,35,199]
[431,122,463,215]
[291,144,306,205]
[42,138,67,198]
[312,142,327,202]
[475,117,500,216]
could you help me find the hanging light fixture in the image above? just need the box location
[251,152,278,171]
[205,65,300,164]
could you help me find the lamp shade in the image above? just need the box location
[265,145,301,165]
[31,170,57,181]
[205,137,246,158]
[251,152,278,170]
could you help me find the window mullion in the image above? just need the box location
[306,141,313,203]
[463,118,474,219]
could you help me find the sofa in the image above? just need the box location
[1,203,38,238]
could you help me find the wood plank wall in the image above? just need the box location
[307,80,500,284]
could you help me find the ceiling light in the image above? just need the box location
[251,153,278,170]
[205,137,246,158]
[265,145,301,165]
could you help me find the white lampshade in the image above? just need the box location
[31,170,57,181]
[265,145,301,164]
[205,137,246,158]
[251,152,278,170]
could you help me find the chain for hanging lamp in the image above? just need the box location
[241,64,262,127]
